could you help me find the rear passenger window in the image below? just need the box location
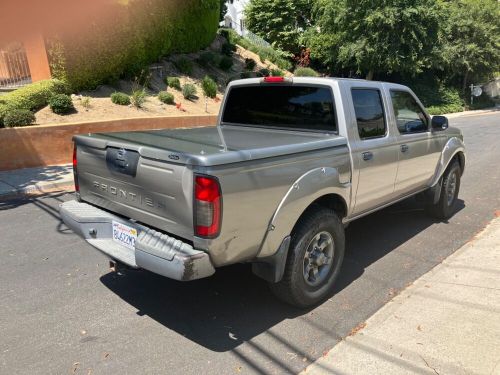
[390,90,428,134]
[352,89,386,139]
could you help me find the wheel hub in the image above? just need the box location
[446,172,457,206]
[303,231,334,286]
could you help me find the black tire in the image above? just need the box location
[270,207,345,308]
[426,160,461,220]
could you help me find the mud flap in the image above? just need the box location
[252,236,291,283]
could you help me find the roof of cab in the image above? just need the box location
[227,76,408,88]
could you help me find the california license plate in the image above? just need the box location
[112,221,138,250]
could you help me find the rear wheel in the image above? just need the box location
[426,160,461,220]
[270,207,345,308]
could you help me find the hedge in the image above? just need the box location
[0,79,69,127]
[47,0,220,91]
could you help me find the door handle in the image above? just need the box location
[400,144,409,153]
[362,151,373,161]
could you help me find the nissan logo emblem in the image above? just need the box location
[117,148,127,158]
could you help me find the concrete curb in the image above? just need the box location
[443,107,499,119]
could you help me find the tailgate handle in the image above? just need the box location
[106,147,140,177]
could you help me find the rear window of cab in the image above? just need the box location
[222,85,337,132]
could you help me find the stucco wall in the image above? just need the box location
[0,115,217,171]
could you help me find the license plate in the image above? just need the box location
[112,221,138,250]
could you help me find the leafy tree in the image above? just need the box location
[245,0,311,54]
[307,0,441,79]
[219,0,227,22]
[439,0,500,92]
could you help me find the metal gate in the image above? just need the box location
[0,42,32,89]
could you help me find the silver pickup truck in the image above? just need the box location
[60,77,465,307]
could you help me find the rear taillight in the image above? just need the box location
[194,175,222,238]
[72,143,79,193]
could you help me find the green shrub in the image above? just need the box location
[49,94,74,114]
[0,79,69,124]
[245,58,256,71]
[158,91,175,104]
[427,104,464,115]
[218,28,230,40]
[219,56,234,71]
[130,89,147,108]
[271,69,284,77]
[221,42,236,56]
[469,93,495,110]
[0,79,69,127]
[48,1,220,90]
[258,68,270,77]
[217,28,292,71]
[0,106,7,127]
[409,80,464,115]
[3,109,36,127]
[111,92,131,105]
[174,57,194,75]
[201,76,217,98]
[182,84,197,100]
[294,67,319,77]
[240,71,252,79]
[166,77,181,90]
[198,51,217,67]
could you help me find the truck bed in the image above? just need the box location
[74,125,347,242]
[75,125,347,166]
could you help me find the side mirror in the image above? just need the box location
[431,115,449,131]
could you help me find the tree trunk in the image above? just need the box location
[462,70,469,94]
[366,70,374,81]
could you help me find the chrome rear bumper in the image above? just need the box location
[59,200,215,281]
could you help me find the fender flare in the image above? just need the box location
[429,137,466,188]
[256,166,350,259]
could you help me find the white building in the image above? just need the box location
[221,0,251,36]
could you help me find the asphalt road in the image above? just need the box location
[1,112,499,375]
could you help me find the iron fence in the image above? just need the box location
[0,43,32,89]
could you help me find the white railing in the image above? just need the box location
[0,43,32,89]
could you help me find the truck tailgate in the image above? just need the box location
[75,140,194,241]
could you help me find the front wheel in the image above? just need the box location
[426,161,461,220]
[270,207,345,308]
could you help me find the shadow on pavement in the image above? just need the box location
[100,197,465,352]
[0,192,67,211]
